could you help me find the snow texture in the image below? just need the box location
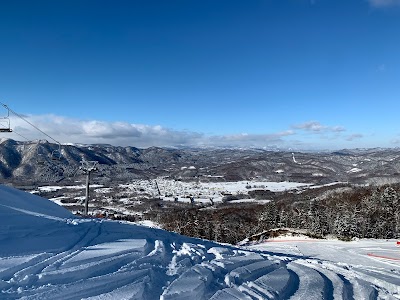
[1,185,400,299]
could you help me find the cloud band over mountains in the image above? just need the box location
[6,114,364,149]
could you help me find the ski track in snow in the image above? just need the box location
[1,185,400,299]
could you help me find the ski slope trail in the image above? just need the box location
[249,238,400,299]
[1,185,400,299]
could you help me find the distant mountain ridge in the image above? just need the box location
[1,138,400,186]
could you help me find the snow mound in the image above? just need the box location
[0,184,73,218]
[347,167,362,173]
[1,185,400,299]
[243,228,319,245]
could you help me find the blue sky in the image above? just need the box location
[1,0,400,149]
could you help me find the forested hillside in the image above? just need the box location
[160,184,400,243]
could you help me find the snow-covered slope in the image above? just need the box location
[1,185,400,299]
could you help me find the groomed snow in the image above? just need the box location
[1,185,400,299]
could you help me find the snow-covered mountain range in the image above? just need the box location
[2,139,400,186]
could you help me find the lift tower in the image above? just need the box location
[79,160,98,216]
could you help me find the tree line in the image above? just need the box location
[159,184,400,244]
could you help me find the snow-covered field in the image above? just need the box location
[34,179,330,211]
[28,179,324,215]
[1,185,400,299]
[156,180,310,204]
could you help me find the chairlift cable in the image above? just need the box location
[1,103,61,146]
[12,130,30,141]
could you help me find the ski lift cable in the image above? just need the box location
[12,130,30,141]
[1,103,61,146]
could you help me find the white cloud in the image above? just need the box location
[292,121,326,132]
[346,134,364,141]
[292,121,345,133]
[205,131,295,148]
[8,114,203,147]
[391,139,400,144]
[6,114,296,148]
[368,0,400,7]
[331,126,346,133]
[390,136,400,144]
[3,114,371,150]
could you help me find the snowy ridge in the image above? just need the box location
[1,185,400,299]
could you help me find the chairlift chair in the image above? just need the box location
[0,107,12,132]
[51,144,62,160]
[51,150,62,160]
[0,125,12,133]
[37,153,46,165]
[36,141,47,165]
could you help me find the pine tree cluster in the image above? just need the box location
[159,184,400,244]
